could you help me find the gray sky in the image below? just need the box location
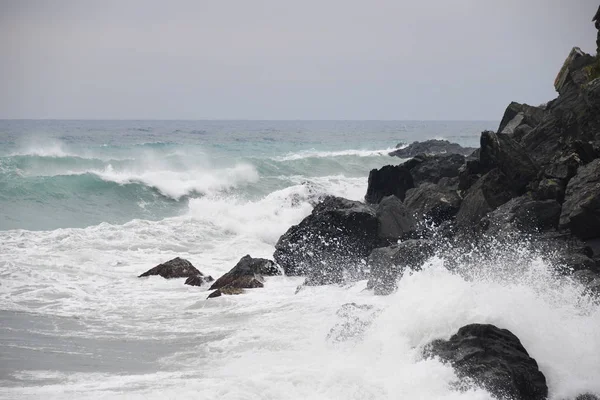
[0,0,597,120]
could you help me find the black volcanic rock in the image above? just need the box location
[482,196,562,235]
[274,196,379,279]
[424,324,548,400]
[389,139,475,158]
[209,255,278,290]
[559,159,600,239]
[404,183,461,224]
[402,153,466,186]
[365,165,414,204]
[184,275,214,287]
[138,257,202,279]
[498,101,546,136]
[376,195,417,243]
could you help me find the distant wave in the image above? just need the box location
[272,148,397,161]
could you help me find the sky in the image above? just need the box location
[0,0,598,120]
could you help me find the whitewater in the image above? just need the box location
[1,120,599,400]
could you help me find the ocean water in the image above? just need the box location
[1,120,599,400]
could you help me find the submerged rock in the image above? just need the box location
[389,139,475,158]
[184,275,214,287]
[274,196,379,280]
[424,324,548,400]
[209,255,278,290]
[365,165,414,204]
[206,287,245,299]
[138,257,202,279]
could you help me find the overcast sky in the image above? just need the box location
[0,0,597,120]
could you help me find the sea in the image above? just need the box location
[0,120,599,400]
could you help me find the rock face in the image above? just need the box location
[365,165,414,204]
[497,102,546,137]
[138,257,202,279]
[559,159,600,239]
[424,324,548,400]
[274,196,379,279]
[389,139,475,158]
[402,153,466,186]
[483,196,561,234]
[209,255,278,291]
[367,239,434,295]
[376,195,417,242]
[404,183,461,224]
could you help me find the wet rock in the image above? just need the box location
[389,139,475,158]
[274,196,379,279]
[184,275,214,287]
[209,255,277,290]
[458,159,483,192]
[206,286,245,299]
[376,195,417,243]
[138,257,202,279]
[479,131,539,194]
[367,239,434,295]
[402,153,466,186]
[482,196,561,234]
[404,183,461,224]
[424,324,548,400]
[456,169,516,228]
[559,159,600,239]
[365,165,414,204]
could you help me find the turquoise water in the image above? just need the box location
[0,120,492,230]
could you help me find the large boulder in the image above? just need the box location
[424,324,548,400]
[209,255,279,291]
[138,257,202,279]
[402,153,466,186]
[404,183,461,224]
[482,196,562,234]
[479,131,539,194]
[559,159,600,239]
[376,195,417,243]
[274,196,379,278]
[367,239,434,295]
[456,169,516,228]
[389,139,475,158]
[365,165,414,204]
[497,102,546,137]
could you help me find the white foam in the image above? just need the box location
[273,148,397,161]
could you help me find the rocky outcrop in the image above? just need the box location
[559,159,600,239]
[209,255,278,291]
[498,102,547,138]
[424,324,548,400]
[184,275,214,287]
[404,183,461,224]
[365,165,414,204]
[138,257,202,279]
[274,196,379,279]
[367,239,434,295]
[402,153,466,186]
[376,195,416,243]
[389,139,475,158]
[482,196,561,234]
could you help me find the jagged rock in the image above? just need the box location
[534,178,567,203]
[207,287,245,299]
[209,255,277,290]
[402,153,466,186]
[365,165,414,204]
[479,131,539,194]
[389,139,475,158]
[424,324,548,400]
[559,159,600,240]
[456,169,515,228]
[367,239,434,295]
[554,47,595,96]
[376,195,417,242]
[184,275,214,287]
[274,196,379,279]
[138,257,202,279]
[458,159,483,192]
[404,183,461,224]
[482,196,561,234]
[498,102,546,136]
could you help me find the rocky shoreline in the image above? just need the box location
[137,12,600,400]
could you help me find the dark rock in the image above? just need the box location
[209,255,277,290]
[389,139,475,158]
[365,165,414,204]
[376,195,417,242]
[458,159,483,192]
[184,275,214,287]
[402,153,466,186]
[424,324,548,400]
[554,47,595,96]
[404,183,461,224]
[274,196,379,279]
[207,286,245,299]
[479,131,539,194]
[456,169,516,228]
[138,257,202,279]
[482,196,561,234]
[534,178,567,203]
[558,253,597,274]
[559,159,600,239]
[367,239,434,295]
[498,102,546,135]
